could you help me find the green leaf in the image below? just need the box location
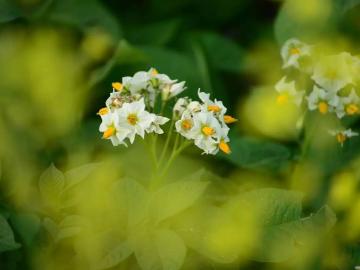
[126,19,181,46]
[64,163,99,190]
[224,136,292,170]
[114,178,150,226]
[132,228,186,270]
[151,179,209,224]
[39,163,65,202]
[10,213,40,247]
[95,241,132,270]
[238,188,336,263]
[239,188,303,226]
[155,229,186,270]
[0,214,20,253]
[198,32,244,73]
[0,0,20,23]
[45,0,121,39]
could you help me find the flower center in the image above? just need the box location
[219,140,231,154]
[181,119,192,130]
[276,94,288,105]
[112,82,123,91]
[318,101,328,114]
[346,103,359,115]
[290,47,301,55]
[336,133,346,144]
[103,126,116,139]
[208,105,221,113]
[97,107,109,116]
[224,115,237,124]
[127,114,138,125]
[202,126,215,136]
[151,68,158,76]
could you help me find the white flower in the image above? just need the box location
[329,128,358,146]
[146,115,169,134]
[99,110,130,146]
[198,89,226,117]
[191,112,224,155]
[311,52,355,93]
[275,76,304,106]
[162,81,186,100]
[307,85,339,114]
[175,111,195,140]
[281,38,311,69]
[122,71,149,94]
[173,98,190,117]
[336,89,360,118]
[117,99,155,144]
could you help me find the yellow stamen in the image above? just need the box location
[112,82,123,91]
[208,105,221,113]
[151,68,158,75]
[97,107,109,116]
[276,94,288,105]
[224,115,238,124]
[346,104,359,115]
[336,133,346,145]
[318,101,328,114]
[181,119,192,130]
[290,47,301,55]
[202,126,215,136]
[219,140,231,154]
[103,126,115,139]
[127,114,138,125]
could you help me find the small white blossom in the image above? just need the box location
[147,115,169,134]
[307,85,339,114]
[99,111,130,146]
[281,38,312,69]
[175,111,195,140]
[336,89,360,118]
[329,128,358,146]
[275,77,304,106]
[198,89,226,117]
[162,81,186,101]
[117,99,155,144]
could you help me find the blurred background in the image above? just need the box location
[1,0,360,269]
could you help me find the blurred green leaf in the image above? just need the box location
[151,179,208,224]
[10,213,40,247]
[239,188,336,262]
[224,136,292,170]
[126,19,181,46]
[0,214,21,253]
[45,0,121,39]
[64,163,99,191]
[115,178,150,227]
[0,0,20,23]
[198,32,244,73]
[39,163,65,203]
[240,188,303,226]
[155,229,186,270]
[132,228,185,270]
[95,241,132,270]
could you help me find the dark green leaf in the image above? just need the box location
[224,136,292,170]
[0,214,21,253]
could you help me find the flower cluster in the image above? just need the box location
[173,90,237,154]
[98,68,237,155]
[275,38,360,145]
[98,68,186,146]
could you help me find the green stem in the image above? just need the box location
[158,117,175,167]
